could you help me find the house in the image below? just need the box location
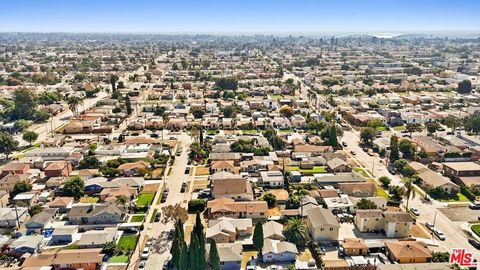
[326,158,351,173]
[323,194,355,213]
[294,145,333,156]
[417,169,459,193]
[51,248,104,270]
[306,207,340,242]
[117,160,150,176]
[207,242,242,270]
[443,162,480,178]
[25,147,75,161]
[263,221,285,241]
[10,235,44,255]
[206,217,253,243]
[340,238,368,256]
[78,227,118,248]
[13,191,37,206]
[26,208,58,235]
[260,171,284,187]
[50,225,78,245]
[99,186,137,202]
[0,162,30,177]
[211,172,254,201]
[355,210,414,238]
[0,173,29,192]
[262,239,298,263]
[0,207,27,227]
[338,182,376,197]
[350,196,387,210]
[211,160,235,174]
[68,203,125,225]
[49,197,74,213]
[385,240,432,264]
[44,161,72,177]
[207,198,268,219]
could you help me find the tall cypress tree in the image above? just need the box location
[179,241,188,270]
[209,239,220,270]
[193,212,206,270]
[328,125,339,147]
[253,221,264,255]
[125,95,133,115]
[170,237,181,269]
[188,232,199,270]
[193,212,204,239]
[389,135,399,162]
[175,218,185,240]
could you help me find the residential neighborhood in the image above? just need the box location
[0,9,480,270]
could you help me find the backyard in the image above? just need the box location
[429,191,470,202]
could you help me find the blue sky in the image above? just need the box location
[1,0,479,33]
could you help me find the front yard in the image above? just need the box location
[471,224,480,237]
[116,234,138,253]
[429,191,470,202]
[130,215,145,222]
[108,255,129,263]
[288,166,326,173]
[136,193,155,206]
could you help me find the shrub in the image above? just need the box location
[188,199,206,212]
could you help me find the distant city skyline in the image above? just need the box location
[1,0,479,33]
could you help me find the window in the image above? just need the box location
[330,228,333,231]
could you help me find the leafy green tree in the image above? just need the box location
[110,74,118,92]
[215,77,238,90]
[283,217,309,246]
[388,185,405,202]
[356,198,377,210]
[0,132,19,160]
[23,131,38,146]
[360,127,376,146]
[379,176,391,188]
[63,176,85,199]
[261,192,277,208]
[457,80,472,94]
[192,109,204,119]
[11,88,38,120]
[37,91,62,106]
[464,115,480,134]
[279,106,294,118]
[28,204,43,216]
[426,122,440,135]
[78,156,101,169]
[222,105,235,118]
[399,139,415,159]
[209,239,220,270]
[14,119,32,131]
[406,123,422,137]
[389,135,399,162]
[12,181,32,197]
[403,178,415,209]
[432,252,450,262]
[253,221,264,255]
[444,116,461,133]
[393,159,408,172]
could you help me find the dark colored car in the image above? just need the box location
[167,229,175,239]
[155,212,161,222]
[469,238,480,249]
[180,182,187,193]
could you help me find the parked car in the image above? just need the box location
[410,207,420,216]
[434,229,446,240]
[185,167,190,174]
[155,212,161,222]
[470,203,480,210]
[139,261,146,270]
[163,259,170,270]
[141,247,150,260]
[198,188,211,198]
[180,182,187,193]
[425,222,434,231]
[350,150,356,155]
[124,227,139,234]
[168,229,175,239]
[469,238,480,249]
[342,142,347,147]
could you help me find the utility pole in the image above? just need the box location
[14,205,20,229]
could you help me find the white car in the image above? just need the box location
[410,207,420,216]
[434,229,446,240]
[139,261,146,270]
[425,222,434,231]
[141,247,151,260]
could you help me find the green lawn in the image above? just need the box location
[392,125,406,131]
[150,209,158,223]
[271,94,284,98]
[130,215,145,222]
[207,129,219,135]
[279,128,294,133]
[472,224,480,237]
[376,126,389,131]
[353,167,370,178]
[242,129,257,134]
[117,235,138,252]
[288,166,326,173]
[376,186,390,199]
[429,192,470,202]
[108,255,129,263]
[136,193,155,206]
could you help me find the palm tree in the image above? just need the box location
[67,96,81,116]
[115,195,129,213]
[403,178,415,210]
[283,217,309,246]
